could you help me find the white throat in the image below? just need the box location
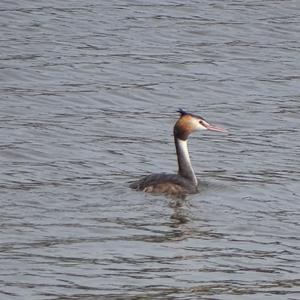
[175,138,198,186]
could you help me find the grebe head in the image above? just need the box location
[174,109,227,140]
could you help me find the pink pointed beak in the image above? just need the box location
[205,123,228,132]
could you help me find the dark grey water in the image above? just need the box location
[1,0,300,299]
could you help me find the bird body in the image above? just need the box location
[130,172,197,198]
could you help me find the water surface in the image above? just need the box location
[1,0,300,299]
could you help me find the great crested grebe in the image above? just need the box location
[130,109,227,198]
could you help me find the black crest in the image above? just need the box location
[177,108,188,116]
[177,108,205,120]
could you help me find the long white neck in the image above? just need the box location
[174,137,198,186]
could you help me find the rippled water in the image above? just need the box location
[1,0,300,299]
